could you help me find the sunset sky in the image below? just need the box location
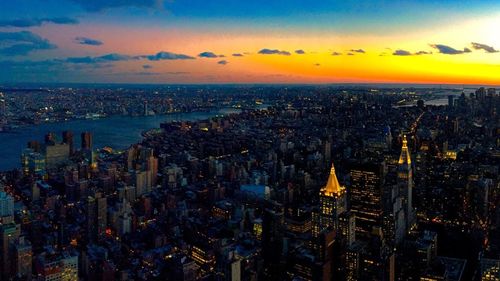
[0,0,499,84]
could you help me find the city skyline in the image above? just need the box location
[1,0,500,85]
[2,85,497,280]
[0,2,499,279]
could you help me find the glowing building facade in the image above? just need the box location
[398,135,415,231]
[312,163,347,238]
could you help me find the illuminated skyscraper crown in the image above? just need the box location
[398,135,411,165]
[322,162,345,197]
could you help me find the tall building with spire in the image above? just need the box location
[398,135,415,231]
[311,162,352,279]
[312,162,347,239]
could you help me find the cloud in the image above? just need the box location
[75,37,103,46]
[258,48,291,55]
[0,31,57,56]
[415,51,432,55]
[0,59,61,70]
[232,53,244,57]
[132,72,160,76]
[393,49,411,56]
[350,49,365,53]
[295,49,305,54]
[347,53,354,56]
[218,60,228,65]
[0,17,78,27]
[72,63,115,70]
[54,51,195,65]
[0,56,191,77]
[99,53,133,61]
[0,58,113,76]
[430,44,471,55]
[141,51,195,61]
[331,52,342,56]
[393,49,432,56]
[198,51,222,58]
[69,0,162,11]
[0,48,197,81]
[471,42,498,53]
[0,59,65,82]
[105,71,159,76]
[163,71,190,75]
[109,71,189,76]
[66,53,134,64]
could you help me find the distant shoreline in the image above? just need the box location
[0,107,243,133]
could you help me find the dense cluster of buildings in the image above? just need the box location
[0,86,498,280]
[0,85,266,129]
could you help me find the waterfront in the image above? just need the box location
[0,108,240,170]
[394,93,460,108]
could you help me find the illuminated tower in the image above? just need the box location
[312,162,353,280]
[398,135,415,231]
[312,163,347,238]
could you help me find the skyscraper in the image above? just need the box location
[312,163,347,238]
[0,222,20,279]
[398,135,415,231]
[86,196,97,243]
[62,131,74,155]
[44,132,56,145]
[0,189,14,223]
[144,100,149,116]
[311,162,354,279]
[81,132,93,150]
[96,193,107,239]
[350,161,385,239]
[261,204,285,280]
[44,142,70,170]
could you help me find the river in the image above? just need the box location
[0,108,240,171]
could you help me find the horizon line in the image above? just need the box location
[1,81,499,89]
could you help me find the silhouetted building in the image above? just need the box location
[350,161,385,239]
[62,131,74,154]
[81,132,93,150]
[262,204,285,280]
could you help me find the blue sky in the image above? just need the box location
[0,0,499,84]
